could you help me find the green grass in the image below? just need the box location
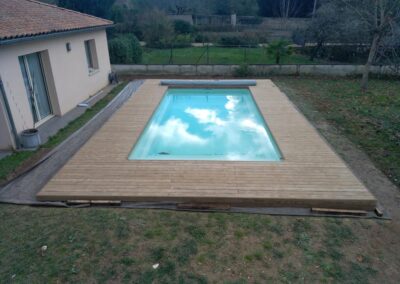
[142,47,319,65]
[275,77,400,188]
[0,82,127,183]
[0,207,382,283]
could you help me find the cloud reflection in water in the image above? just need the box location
[130,89,281,161]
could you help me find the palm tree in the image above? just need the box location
[265,40,292,64]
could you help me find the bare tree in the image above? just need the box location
[375,10,400,73]
[277,0,304,18]
[339,0,400,90]
[312,0,318,17]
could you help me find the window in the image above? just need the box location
[84,39,99,74]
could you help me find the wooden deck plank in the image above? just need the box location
[37,80,377,210]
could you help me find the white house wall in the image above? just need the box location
[0,29,111,149]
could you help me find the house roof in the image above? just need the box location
[0,0,113,42]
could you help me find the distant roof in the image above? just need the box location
[0,0,113,42]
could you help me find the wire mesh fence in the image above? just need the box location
[141,45,311,65]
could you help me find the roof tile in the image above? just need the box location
[0,0,113,41]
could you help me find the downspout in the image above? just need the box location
[0,78,20,149]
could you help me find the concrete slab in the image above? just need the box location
[0,151,11,160]
[38,84,115,144]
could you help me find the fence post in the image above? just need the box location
[244,45,247,63]
[169,44,173,64]
[207,44,209,64]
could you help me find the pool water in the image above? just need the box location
[129,88,282,161]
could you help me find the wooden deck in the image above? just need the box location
[37,80,377,210]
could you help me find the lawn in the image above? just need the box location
[142,47,318,65]
[274,77,400,189]
[0,77,399,283]
[0,82,127,185]
[0,206,383,283]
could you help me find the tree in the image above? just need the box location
[214,0,232,15]
[231,0,260,15]
[277,0,305,18]
[138,9,175,48]
[58,0,116,18]
[305,1,343,60]
[338,0,400,90]
[131,0,261,16]
[257,0,315,17]
[266,40,293,63]
[133,0,214,15]
[312,0,318,17]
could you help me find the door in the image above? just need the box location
[19,52,52,123]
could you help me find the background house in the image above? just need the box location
[0,0,113,150]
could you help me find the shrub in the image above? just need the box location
[196,25,238,32]
[292,28,307,46]
[193,33,210,43]
[108,34,142,64]
[233,64,254,77]
[242,31,264,45]
[218,32,261,47]
[238,17,263,25]
[139,9,174,49]
[299,45,369,63]
[173,20,193,34]
[173,34,192,48]
[219,35,246,46]
[265,40,292,64]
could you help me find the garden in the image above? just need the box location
[1,77,399,283]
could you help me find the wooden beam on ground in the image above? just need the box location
[312,207,368,216]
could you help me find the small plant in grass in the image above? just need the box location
[233,64,254,77]
[120,257,135,266]
[271,247,284,259]
[265,40,293,64]
[178,273,208,284]
[150,246,166,262]
[262,240,273,250]
[185,225,206,242]
[292,219,312,252]
[234,229,245,239]
[173,239,198,265]
[244,254,254,262]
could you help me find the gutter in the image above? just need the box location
[0,24,114,46]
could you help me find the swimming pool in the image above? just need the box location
[129,88,282,161]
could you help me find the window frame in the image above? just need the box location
[84,39,99,74]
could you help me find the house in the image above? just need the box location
[0,0,113,150]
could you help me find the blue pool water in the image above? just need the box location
[129,88,282,161]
